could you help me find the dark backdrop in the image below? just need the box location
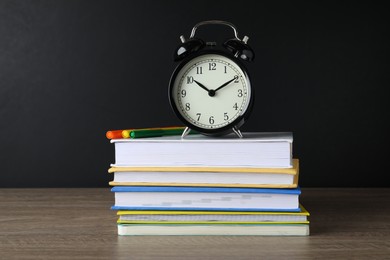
[1,1,388,187]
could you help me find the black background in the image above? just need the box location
[1,1,388,187]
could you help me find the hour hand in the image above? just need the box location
[194,80,211,92]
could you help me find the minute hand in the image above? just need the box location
[214,77,237,92]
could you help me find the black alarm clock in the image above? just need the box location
[168,20,255,138]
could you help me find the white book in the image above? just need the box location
[117,224,310,236]
[110,132,293,168]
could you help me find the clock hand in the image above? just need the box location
[214,77,237,92]
[193,80,211,92]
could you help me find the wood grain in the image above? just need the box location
[0,188,389,259]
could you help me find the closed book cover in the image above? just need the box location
[117,204,310,224]
[117,223,310,236]
[110,132,293,168]
[109,159,299,188]
[111,186,301,212]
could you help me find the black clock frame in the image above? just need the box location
[168,49,254,136]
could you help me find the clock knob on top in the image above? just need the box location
[174,36,205,61]
[223,36,255,62]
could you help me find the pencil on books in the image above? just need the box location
[122,126,185,138]
[106,126,186,139]
[130,128,185,138]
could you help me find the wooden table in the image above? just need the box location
[0,188,389,259]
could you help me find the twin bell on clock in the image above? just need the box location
[168,20,255,138]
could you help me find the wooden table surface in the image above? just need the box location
[0,188,389,259]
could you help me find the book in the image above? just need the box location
[117,204,309,224]
[110,132,293,168]
[117,223,310,236]
[111,186,301,211]
[109,159,299,188]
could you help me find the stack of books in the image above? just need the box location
[106,128,310,236]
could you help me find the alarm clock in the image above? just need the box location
[168,20,255,138]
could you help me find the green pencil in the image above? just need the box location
[130,128,187,138]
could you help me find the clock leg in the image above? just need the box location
[181,127,192,138]
[232,126,243,138]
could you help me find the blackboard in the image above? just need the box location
[1,1,388,187]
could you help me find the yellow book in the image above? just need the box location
[116,204,310,224]
[109,159,299,188]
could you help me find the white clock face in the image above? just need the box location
[171,54,251,130]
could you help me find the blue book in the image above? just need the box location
[111,186,301,212]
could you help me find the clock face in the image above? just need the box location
[169,53,252,134]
